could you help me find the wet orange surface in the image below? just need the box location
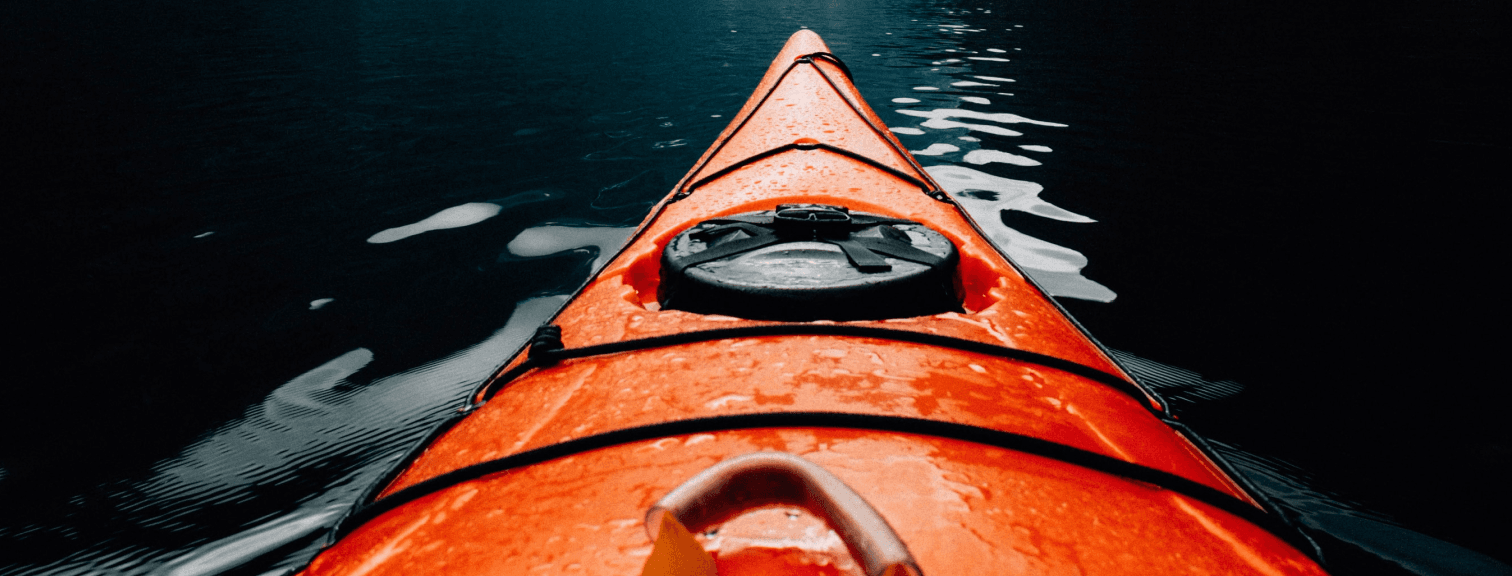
[308,430,1326,576]
[386,338,1240,497]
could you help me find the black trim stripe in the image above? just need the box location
[327,412,1308,552]
[1162,417,1326,561]
[672,52,831,197]
[352,411,472,511]
[801,54,945,196]
[474,324,1159,410]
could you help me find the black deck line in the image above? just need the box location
[477,323,1158,411]
[326,411,1303,551]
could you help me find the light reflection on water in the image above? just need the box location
[25,296,568,575]
[927,165,1117,303]
[366,190,565,244]
[962,149,1041,166]
[878,28,1114,302]
[909,143,960,156]
[366,202,502,244]
[505,224,635,272]
[152,504,345,576]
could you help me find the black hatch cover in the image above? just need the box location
[659,204,961,321]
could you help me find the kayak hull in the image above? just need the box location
[297,30,1328,576]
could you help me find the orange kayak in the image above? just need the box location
[298,31,1328,576]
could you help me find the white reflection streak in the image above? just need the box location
[506,225,635,271]
[919,117,1022,137]
[139,295,568,575]
[893,21,1110,300]
[154,505,346,576]
[910,143,960,156]
[925,165,1116,302]
[367,202,502,244]
[963,149,1041,167]
[897,108,1066,127]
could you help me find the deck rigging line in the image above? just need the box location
[670,52,948,202]
[325,411,1320,559]
[475,323,1160,409]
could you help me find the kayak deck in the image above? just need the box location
[299,31,1327,576]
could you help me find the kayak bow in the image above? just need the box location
[299,31,1328,576]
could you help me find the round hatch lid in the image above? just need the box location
[659,204,960,321]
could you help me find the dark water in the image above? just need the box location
[3,0,1505,573]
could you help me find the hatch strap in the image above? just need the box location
[849,236,947,268]
[670,227,784,273]
[828,238,892,272]
[669,205,948,275]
